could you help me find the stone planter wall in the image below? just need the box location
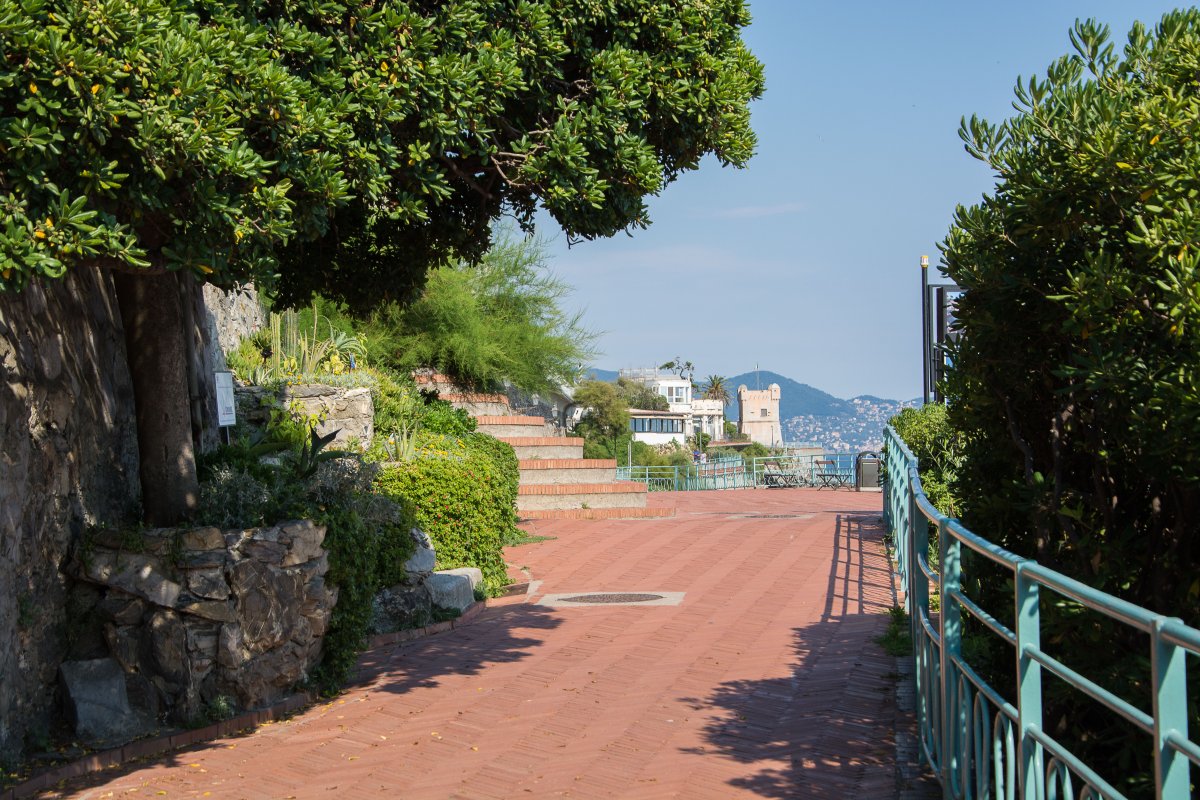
[66,520,335,736]
[235,384,374,448]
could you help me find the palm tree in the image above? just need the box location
[702,374,731,407]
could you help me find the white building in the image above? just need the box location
[620,368,727,446]
[691,398,725,443]
[628,408,688,446]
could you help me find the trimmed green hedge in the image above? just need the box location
[375,431,519,593]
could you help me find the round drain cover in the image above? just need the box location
[560,593,664,604]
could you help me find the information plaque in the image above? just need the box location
[215,371,236,427]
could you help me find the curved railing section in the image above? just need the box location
[883,424,1199,799]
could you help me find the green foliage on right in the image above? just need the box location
[940,13,1200,790]
[888,404,960,517]
[375,432,519,594]
[944,12,1200,615]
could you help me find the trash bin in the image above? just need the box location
[855,451,880,490]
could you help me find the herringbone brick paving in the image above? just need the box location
[43,488,935,799]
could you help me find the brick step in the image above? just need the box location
[518,458,618,485]
[474,416,556,437]
[516,481,649,511]
[518,506,676,520]
[499,436,584,460]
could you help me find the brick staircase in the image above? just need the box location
[414,374,672,520]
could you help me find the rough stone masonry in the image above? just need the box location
[65,520,335,737]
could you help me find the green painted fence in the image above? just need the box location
[884,424,1200,799]
[616,453,860,491]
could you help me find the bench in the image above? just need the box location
[814,459,850,489]
[762,460,805,488]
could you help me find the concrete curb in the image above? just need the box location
[7,600,491,800]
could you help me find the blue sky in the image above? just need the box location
[532,1,1185,401]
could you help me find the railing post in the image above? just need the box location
[1014,562,1043,799]
[1152,618,1189,798]
[939,518,962,793]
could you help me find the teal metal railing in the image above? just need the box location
[616,453,861,491]
[883,424,1200,799]
[617,460,756,491]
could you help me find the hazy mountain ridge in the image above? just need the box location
[724,370,853,419]
[585,366,916,451]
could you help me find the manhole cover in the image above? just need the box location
[559,593,664,604]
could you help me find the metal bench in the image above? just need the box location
[814,459,850,489]
[762,460,804,488]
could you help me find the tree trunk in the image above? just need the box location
[113,270,200,526]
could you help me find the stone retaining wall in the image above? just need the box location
[235,384,374,448]
[67,520,335,731]
[0,271,141,761]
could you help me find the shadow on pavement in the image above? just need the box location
[36,602,563,798]
[350,602,564,695]
[681,514,903,798]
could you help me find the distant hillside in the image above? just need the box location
[584,366,913,451]
[725,370,854,419]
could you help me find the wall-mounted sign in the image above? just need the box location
[215,371,236,427]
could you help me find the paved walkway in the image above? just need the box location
[48,488,933,799]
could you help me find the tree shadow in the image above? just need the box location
[349,602,564,695]
[680,513,906,798]
[35,602,562,797]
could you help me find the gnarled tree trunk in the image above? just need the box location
[113,270,199,525]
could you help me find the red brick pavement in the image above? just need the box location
[42,488,917,799]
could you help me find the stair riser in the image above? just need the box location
[476,424,557,438]
[453,402,512,416]
[518,468,617,485]
[517,492,649,511]
[509,445,585,460]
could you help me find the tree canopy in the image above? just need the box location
[0,0,765,305]
[615,376,668,411]
[701,374,730,406]
[943,12,1200,616]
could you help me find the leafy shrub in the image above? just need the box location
[375,432,518,593]
[367,367,424,440]
[888,403,960,516]
[420,399,477,436]
[938,14,1200,791]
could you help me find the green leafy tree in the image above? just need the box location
[941,13,1200,788]
[572,379,629,456]
[658,357,695,381]
[366,234,596,394]
[887,404,959,516]
[0,0,763,523]
[615,376,669,411]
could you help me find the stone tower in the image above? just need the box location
[737,383,782,447]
